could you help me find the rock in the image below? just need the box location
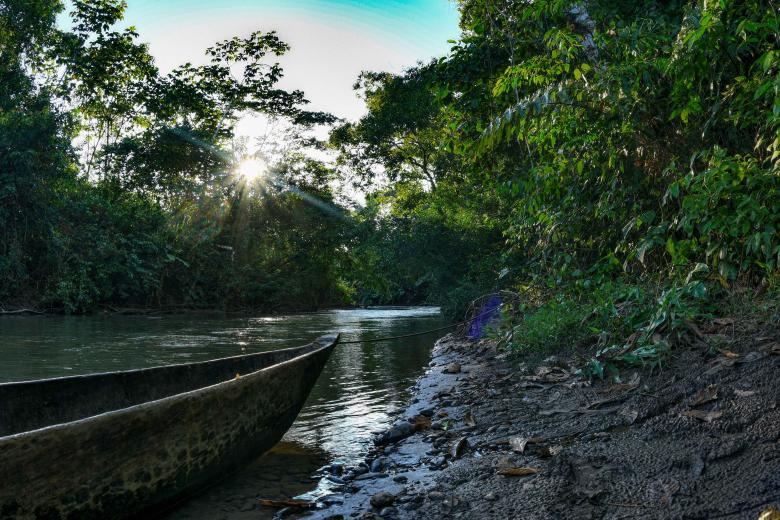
[326,475,346,485]
[429,456,447,469]
[484,492,497,501]
[419,407,435,417]
[331,463,345,475]
[393,475,408,483]
[370,491,396,508]
[355,472,389,481]
[379,506,399,518]
[375,421,415,445]
[427,491,445,501]
[370,457,386,473]
[443,363,462,374]
[319,493,345,505]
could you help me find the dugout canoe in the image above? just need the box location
[0,333,339,520]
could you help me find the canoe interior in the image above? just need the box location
[0,340,327,438]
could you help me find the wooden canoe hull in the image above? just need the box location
[0,334,338,520]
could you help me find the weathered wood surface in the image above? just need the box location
[0,334,338,520]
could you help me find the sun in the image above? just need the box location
[236,157,267,182]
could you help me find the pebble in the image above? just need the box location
[370,457,386,473]
[427,491,445,501]
[393,475,408,483]
[355,472,389,481]
[379,506,399,518]
[443,362,462,374]
[484,492,497,501]
[375,421,414,445]
[370,491,396,508]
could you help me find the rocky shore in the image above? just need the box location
[285,322,780,520]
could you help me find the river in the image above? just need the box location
[0,307,447,518]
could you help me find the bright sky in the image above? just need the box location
[112,0,461,121]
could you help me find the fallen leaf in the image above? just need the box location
[463,411,476,427]
[411,414,431,431]
[509,436,544,453]
[234,373,241,379]
[712,317,735,327]
[734,389,756,398]
[767,343,780,356]
[691,385,718,407]
[681,410,723,422]
[759,506,780,520]
[258,499,314,509]
[451,436,469,459]
[718,349,739,359]
[497,467,539,476]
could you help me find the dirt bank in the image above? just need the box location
[295,322,780,519]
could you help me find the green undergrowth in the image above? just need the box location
[488,265,779,381]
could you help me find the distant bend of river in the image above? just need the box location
[0,307,448,518]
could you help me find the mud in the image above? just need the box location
[293,322,780,519]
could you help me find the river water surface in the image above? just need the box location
[0,307,447,518]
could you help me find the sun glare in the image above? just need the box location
[236,158,267,182]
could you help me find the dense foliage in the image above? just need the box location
[1,0,778,351]
[332,0,779,371]
[0,0,345,312]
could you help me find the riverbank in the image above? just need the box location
[297,322,780,519]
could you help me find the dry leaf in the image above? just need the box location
[497,467,539,476]
[734,389,756,398]
[463,411,476,427]
[718,349,739,359]
[691,385,718,407]
[451,436,469,459]
[712,317,735,327]
[681,410,723,422]
[411,414,431,431]
[759,506,780,520]
[509,436,544,453]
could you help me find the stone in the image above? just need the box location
[393,475,408,483]
[443,363,462,374]
[355,472,389,481]
[370,491,396,509]
[419,407,435,417]
[379,506,399,518]
[370,457,386,473]
[375,421,414,445]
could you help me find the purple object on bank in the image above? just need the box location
[468,295,502,339]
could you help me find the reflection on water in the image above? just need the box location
[0,307,446,517]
